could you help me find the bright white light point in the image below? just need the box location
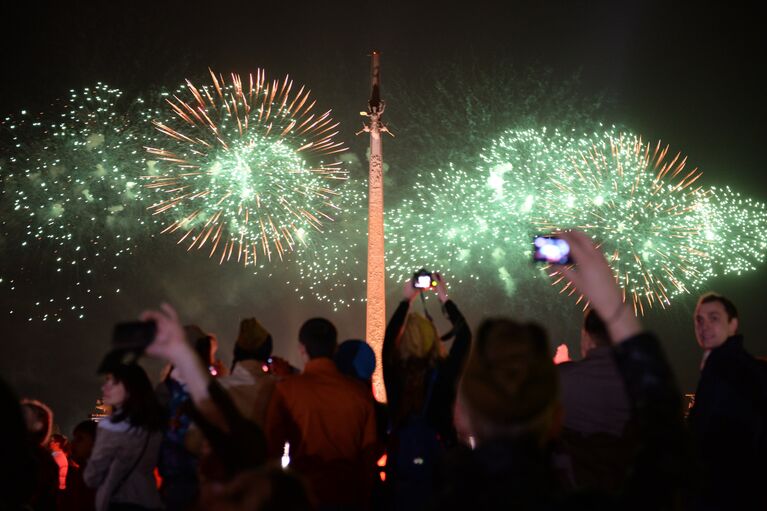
[594,195,605,206]
[521,195,534,212]
[281,442,291,468]
[488,173,504,187]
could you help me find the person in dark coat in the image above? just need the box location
[60,420,98,511]
[1,379,46,511]
[20,398,60,511]
[688,292,767,510]
[558,309,634,494]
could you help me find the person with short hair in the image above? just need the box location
[265,317,379,510]
[71,420,98,467]
[688,292,767,509]
[557,309,633,493]
[61,420,98,511]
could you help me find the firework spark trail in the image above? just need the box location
[144,69,349,267]
[385,162,500,287]
[536,130,716,314]
[0,84,152,321]
[383,128,589,298]
[294,171,369,309]
[699,185,767,276]
[384,127,767,315]
[2,79,765,316]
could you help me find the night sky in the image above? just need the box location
[1,0,765,436]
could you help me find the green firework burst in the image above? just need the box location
[0,83,150,321]
[144,70,349,266]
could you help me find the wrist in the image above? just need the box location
[603,304,641,344]
[606,301,627,324]
[166,342,196,365]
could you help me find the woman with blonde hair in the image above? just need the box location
[382,272,471,511]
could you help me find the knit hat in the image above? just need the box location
[334,339,376,382]
[459,319,559,430]
[233,318,272,363]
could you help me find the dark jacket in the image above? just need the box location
[156,377,199,511]
[688,335,767,510]
[558,346,635,494]
[431,332,688,510]
[188,379,267,481]
[559,346,631,437]
[382,299,472,448]
[382,299,471,511]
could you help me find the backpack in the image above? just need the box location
[386,369,443,510]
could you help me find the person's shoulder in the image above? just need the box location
[557,359,583,379]
[96,418,122,432]
[349,378,375,411]
[324,371,372,402]
[708,338,755,370]
[273,372,305,393]
[345,377,374,401]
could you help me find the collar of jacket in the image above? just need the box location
[303,357,338,375]
[470,436,551,479]
[234,359,267,376]
[716,334,744,354]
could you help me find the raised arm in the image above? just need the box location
[554,231,686,505]
[382,280,421,410]
[141,304,212,405]
[433,273,471,380]
[141,304,227,432]
[554,231,641,344]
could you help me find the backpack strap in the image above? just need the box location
[416,367,438,419]
[110,431,151,502]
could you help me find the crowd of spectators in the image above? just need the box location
[2,230,766,510]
